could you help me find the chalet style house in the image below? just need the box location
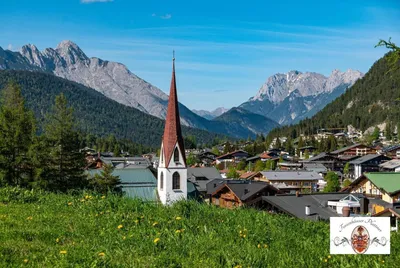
[349,154,391,179]
[330,143,376,157]
[260,171,320,192]
[215,150,249,165]
[347,173,400,203]
[206,179,279,208]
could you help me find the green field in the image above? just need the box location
[0,187,398,267]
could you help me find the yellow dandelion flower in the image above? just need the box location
[263,244,268,248]
[239,230,242,234]
[153,238,160,244]
[152,222,158,227]
[257,244,261,249]
[122,236,126,240]
[175,229,181,234]
[56,238,59,243]
[23,259,29,264]
[26,216,33,220]
[100,211,104,215]
[324,259,328,263]
[134,220,139,224]
[60,250,67,254]
[175,216,182,220]
[117,224,123,229]
[243,234,246,238]
[67,202,72,206]
[98,252,105,257]
[101,196,106,199]
[328,255,331,259]
[382,260,385,263]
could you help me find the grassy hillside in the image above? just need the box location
[0,70,227,147]
[268,53,400,139]
[0,188,398,267]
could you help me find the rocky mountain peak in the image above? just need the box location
[20,44,46,68]
[56,40,88,65]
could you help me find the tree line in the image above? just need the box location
[0,82,118,192]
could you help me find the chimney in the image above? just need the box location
[305,205,311,216]
[342,206,351,217]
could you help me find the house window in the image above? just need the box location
[174,147,180,162]
[160,172,164,190]
[173,172,180,190]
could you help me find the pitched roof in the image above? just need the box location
[206,179,278,201]
[87,168,157,201]
[349,154,389,165]
[240,171,262,179]
[162,57,186,168]
[305,152,336,162]
[261,171,320,181]
[216,150,248,160]
[330,143,363,154]
[302,163,327,173]
[187,167,222,192]
[381,144,400,153]
[261,193,357,220]
[379,159,400,169]
[364,172,400,195]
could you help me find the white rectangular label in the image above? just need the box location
[330,217,390,254]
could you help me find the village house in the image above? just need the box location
[297,145,317,159]
[330,143,376,157]
[239,171,263,181]
[380,144,400,159]
[206,179,280,208]
[86,156,151,170]
[259,171,320,192]
[187,167,222,199]
[347,172,400,203]
[349,154,391,179]
[277,162,302,171]
[215,150,249,165]
[373,207,400,232]
[379,159,400,172]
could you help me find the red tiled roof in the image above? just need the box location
[162,58,186,168]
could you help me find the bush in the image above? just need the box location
[0,186,41,203]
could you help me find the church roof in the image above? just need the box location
[162,57,186,168]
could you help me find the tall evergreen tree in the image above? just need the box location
[42,94,87,192]
[0,82,36,186]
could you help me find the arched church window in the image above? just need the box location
[174,147,180,162]
[160,172,164,190]
[172,172,180,190]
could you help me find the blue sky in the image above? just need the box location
[1,0,400,111]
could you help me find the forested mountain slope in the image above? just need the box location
[0,70,228,147]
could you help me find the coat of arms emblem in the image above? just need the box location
[351,225,370,254]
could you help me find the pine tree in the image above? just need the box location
[0,82,36,187]
[226,166,240,179]
[42,94,87,192]
[89,164,121,194]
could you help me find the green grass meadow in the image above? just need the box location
[0,187,398,267]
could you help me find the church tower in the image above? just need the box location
[157,53,187,205]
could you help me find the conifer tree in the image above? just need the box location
[42,94,87,192]
[0,82,36,186]
[89,164,121,194]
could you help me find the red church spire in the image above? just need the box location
[162,52,186,167]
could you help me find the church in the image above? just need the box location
[157,54,188,205]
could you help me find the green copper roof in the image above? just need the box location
[88,168,157,201]
[365,172,400,195]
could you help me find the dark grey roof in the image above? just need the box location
[330,143,362,154]
[187,167,222,192]
[261,171,320,181]
[206,179,278,201]
[262,193,364,220]
[349,154,388,165]
[303,163,327,173]
[382,144,400,153]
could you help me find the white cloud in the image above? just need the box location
[7,44,13,50]
[81,0,113,3]
[160,14,172,20]
[152,13,156,17]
